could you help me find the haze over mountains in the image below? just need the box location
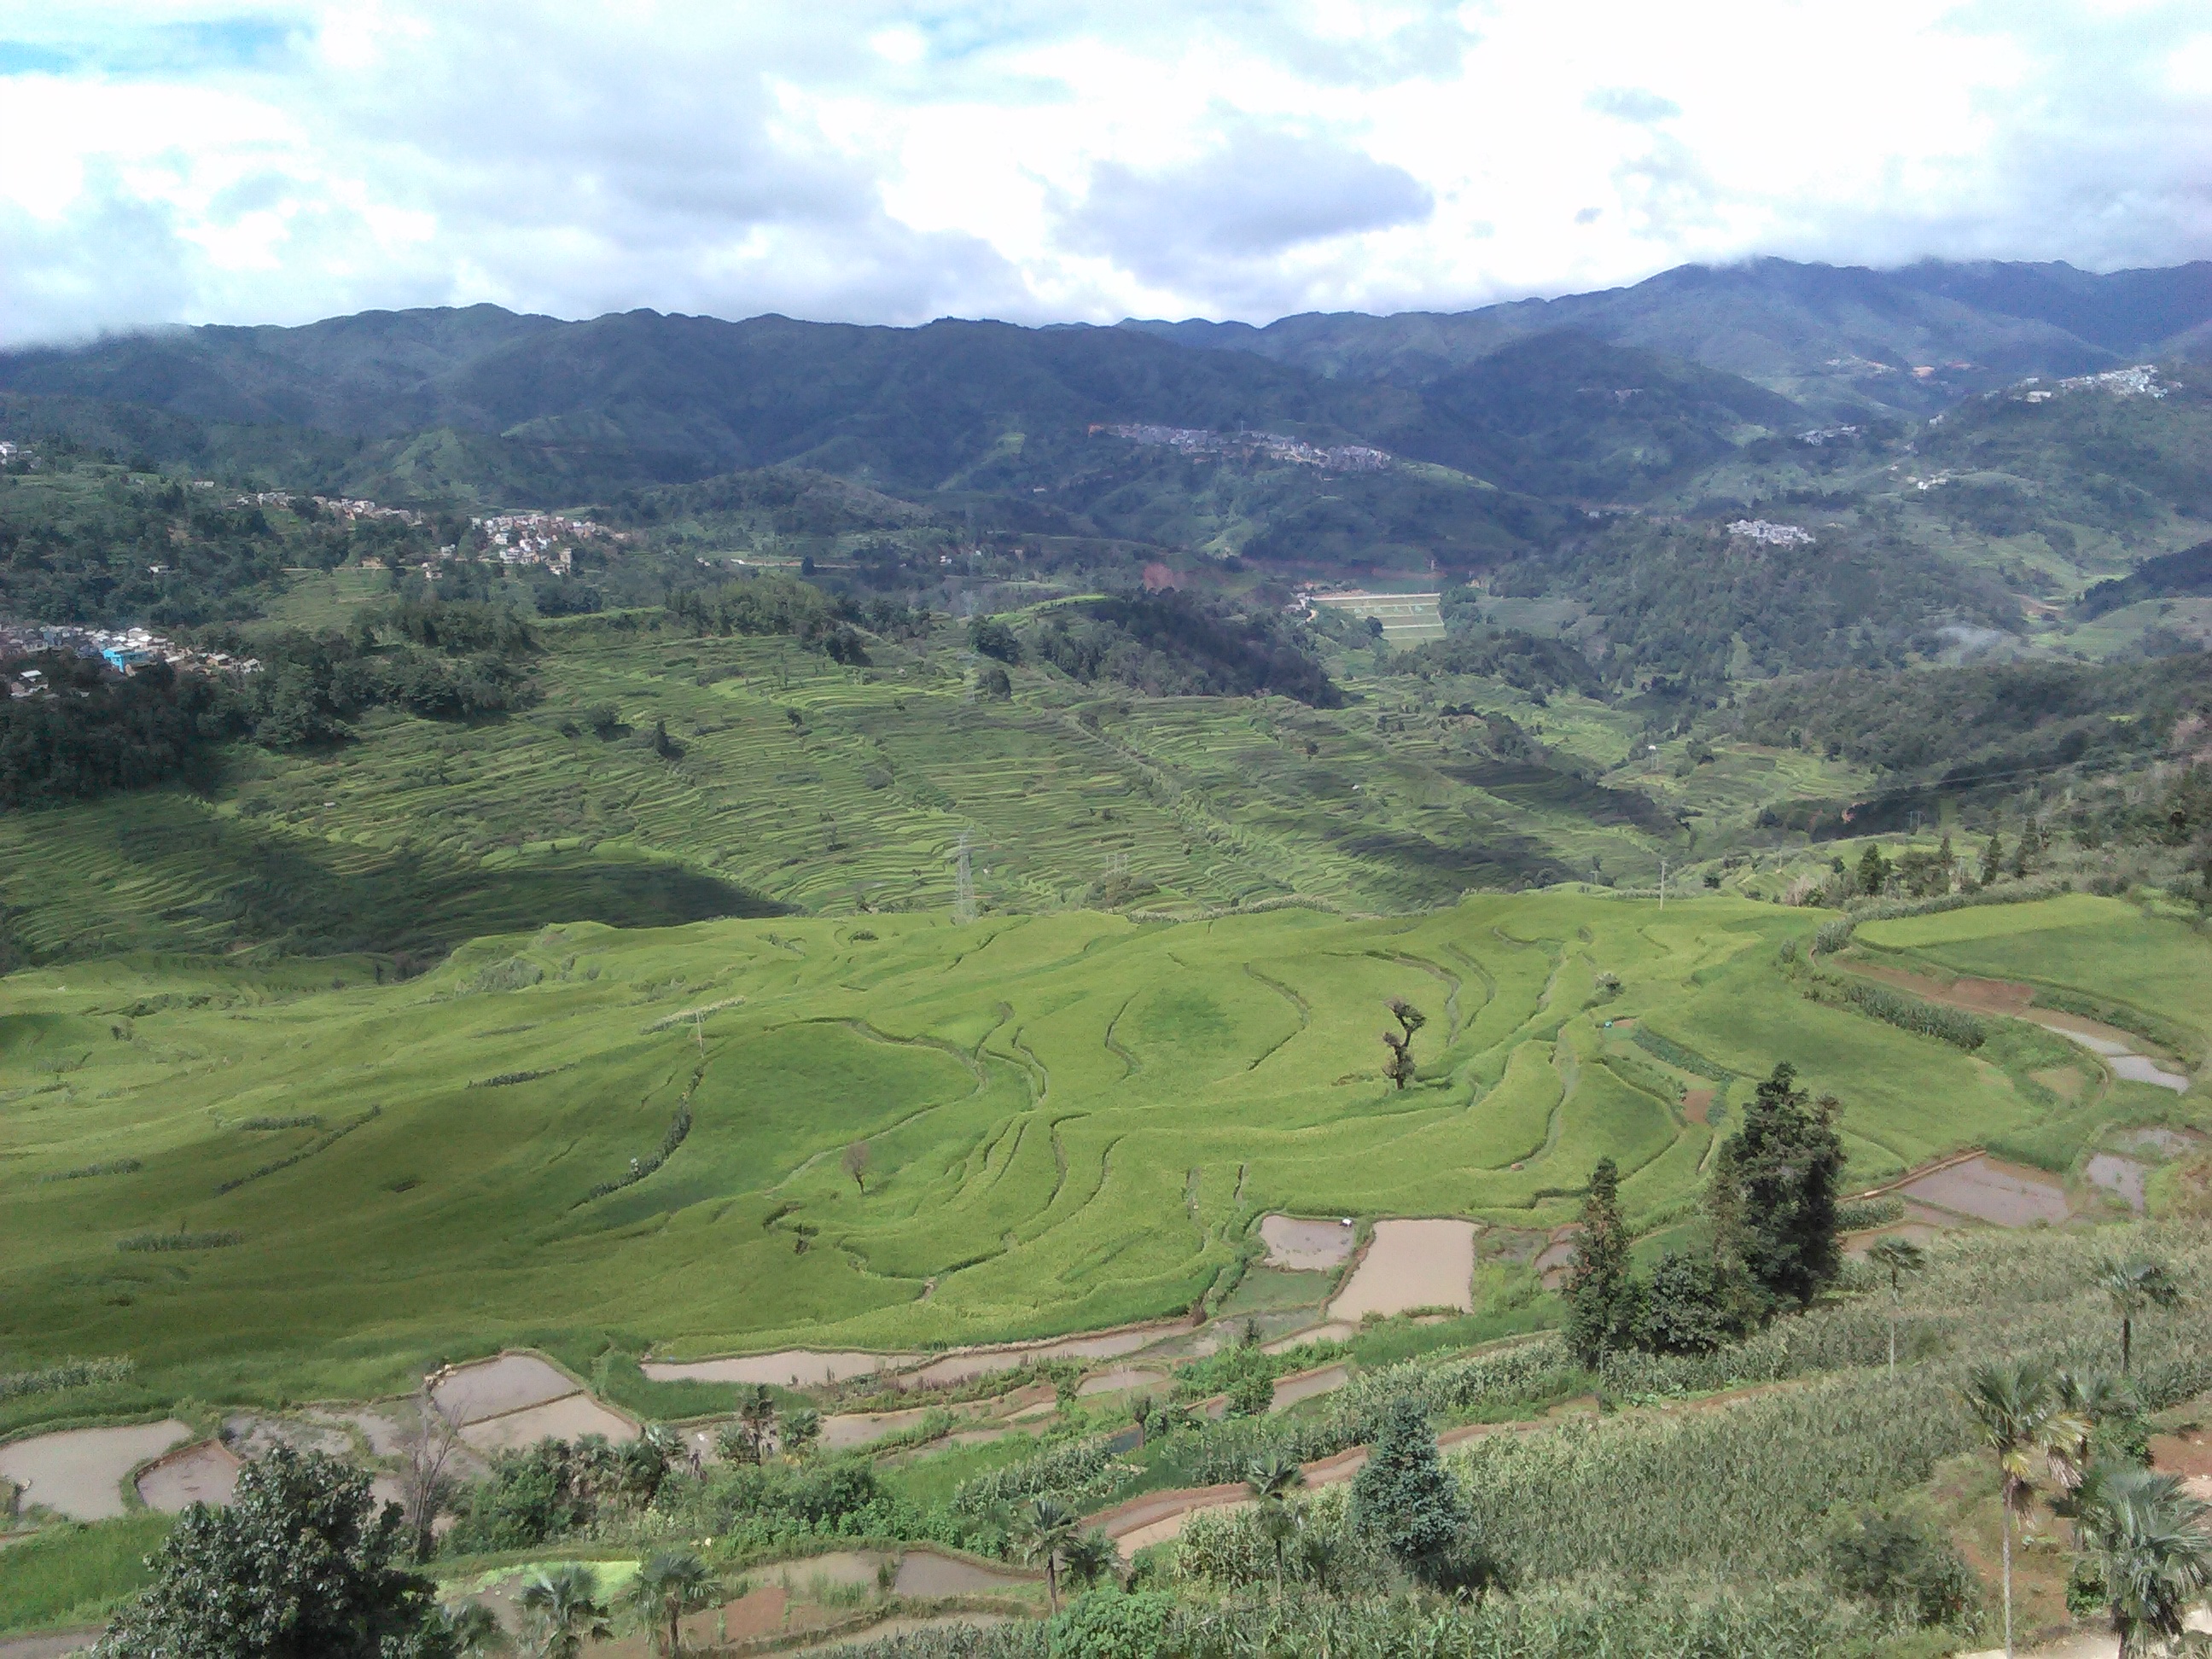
[3,257,2209,515]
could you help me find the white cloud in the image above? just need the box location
[0,0,2206,345]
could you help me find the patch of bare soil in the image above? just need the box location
[1852,963,2034,1016]
[1258,1214,1355,1270]
[1847,962,2190,1091]
[2030,1065,2088,1101]
[1680,1089,1712,1125]
[0,1420,191,1522]
[136,1440,241,1512]
[1328,1219,1476,1322]
[0,1631,102,1659]
[220,1413,352,1462]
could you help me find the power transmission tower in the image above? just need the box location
[953,832,977,925]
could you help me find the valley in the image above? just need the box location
[7,256,2212,1658]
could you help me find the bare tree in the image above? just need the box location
[399,1374,468,1562]
[1381,998,1426,1091]
[842,1140,871,1194]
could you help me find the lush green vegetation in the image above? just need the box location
[0,1513,173,1635]
[0,886,2192,1420]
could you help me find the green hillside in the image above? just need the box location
[1,886,2176,1415]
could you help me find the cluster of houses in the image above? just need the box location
[1092,423,1393,473]
[1727,519,1816,548]
[2011,364,2168,405]
[0,621,259,696]
[468,511,625,573]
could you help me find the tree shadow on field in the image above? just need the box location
[84,806,786,963]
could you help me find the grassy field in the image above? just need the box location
[1,887,2187,1422]
[0,1512,172,1634]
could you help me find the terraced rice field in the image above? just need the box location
[0,889,2193,1409]
[0,617,1702,968]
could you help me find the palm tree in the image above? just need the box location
[1016,1496,1082,1612]
[442,1600,512,1657]
[1060,1530,1121,1596]
[2077,1467,2212,1657]
[1246,1453,1307,1594]
[2052,1372,2138,1536]
[2098,1257,2185,1377]
[622,1550,717,1659]
[778,1404,822,1462]
[517,1564,611,1659]
[1962,1362,2088,1659]
[1866,1236,1927,1381]
[739,1384,777,1462]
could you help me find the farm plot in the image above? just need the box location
[1,889,2194,1407]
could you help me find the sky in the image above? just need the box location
[3,0,2209,346]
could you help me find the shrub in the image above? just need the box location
[118,1230,241,1253]
[41,1159,143,1182]
[1638,1252,1739,1355]
[1835,1196,1906,1231]
[1046,1589,1178,1659]
[952,1437,1119,1518]
[1816,975,1986,1050]
[1825,1510,1975,1626]
[580,1105,692,1203]
[0,1355,136,1399]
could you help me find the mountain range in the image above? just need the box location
[1126,257,2212,415]
[3,257,2207,508]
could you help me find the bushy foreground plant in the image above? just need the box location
[96,1447,454,1659]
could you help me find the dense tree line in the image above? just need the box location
[2,600,539,805]
[0,654,235,806]
[0,457,465,626]
[1406,614,1602,696]
[1726,652,2212,777]
[667,572,870,663]
[1027,591,1342,707]
[1493,518,2018,690]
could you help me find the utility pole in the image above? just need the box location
[1658,858,1666,911]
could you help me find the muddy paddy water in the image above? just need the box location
[1263,1320,1355,1353]
[1258,1214,1355,1271]
[0,1420,190,1521]
[460,1394,635,1453]
[1895,1155,2069,1228]
[431,1353,584,1423]
[136,1440,242,1511]
[1328,1219,1476,1322]
[642,1350,915,1388]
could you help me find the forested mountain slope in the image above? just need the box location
[1126,257,2212,416]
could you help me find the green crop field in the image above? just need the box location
[1,887,2185,1420]
[0,602,1752,966]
